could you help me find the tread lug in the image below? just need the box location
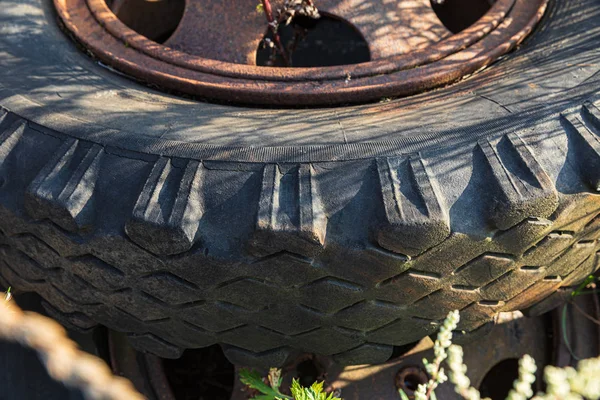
[479,133,558,230]
[25,139,103,232]
[562,103,600,190]
[249,164,326,257]
[376,156,450,256]
[0,119,26,167]
[125,158,204,255]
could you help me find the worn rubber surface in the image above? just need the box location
[0,0,600,367]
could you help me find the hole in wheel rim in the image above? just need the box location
[479,358,521,400]
[162,345,235,400]
[395,366,429,397]
[431,0,495,34]
[104,0,184,44]
[256,14,370,67]
[295,358,323,387]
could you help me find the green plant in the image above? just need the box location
[406,309,600,400]
[404,309,459,400]
[240,367,341,400]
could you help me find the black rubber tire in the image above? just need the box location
[1,0,600,368]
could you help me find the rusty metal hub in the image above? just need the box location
[55,0,547,105]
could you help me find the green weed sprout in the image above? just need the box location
[240,367,341,400]
[415,309,600,400]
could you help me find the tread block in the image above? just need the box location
[110,291,171,322]
[522,232,575,265]
[502,276,563,311]
[451,320,495,345]
[126,158,205,255]
[223,345,292,368]
[152,320,217,348]
[70,254,126,291]
[299,277,364,314]
[250,251,326,287]
[325,245,411,284]
[478,133,558,230]
[451,253,515,288]
[544,241,596,278]
[409,234,491,275]
[25,139,104,232]
[294,327,363,355]
[2,247,56,281]
[560,253,599,287]
[480,267,547,301]
[0,119,26,168]
[332,343,393,365]
[495,217,554,255]
[179,302,247,333]
[376,156,450,256]
[562,104,600,190]
[0,259,43,289]
[249,164,326,257]
[367,317,439,346]
[219,325,286,353]
[138,272,201,305]
[412,288,480,320]
[252,304,321,336]
[375,270,441,305]
[45,283,103,314]
[458,301,504,331]
[581,214,600,241]
[41,300,97,331]
[215,278,281,311]
[335,300,403,331]
[128,333,183,359]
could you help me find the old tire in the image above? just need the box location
[0,0,600,367]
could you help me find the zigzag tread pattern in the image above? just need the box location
[0,104,599,367]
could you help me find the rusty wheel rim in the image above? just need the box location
[55,0,547,106]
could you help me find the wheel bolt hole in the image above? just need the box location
[395,366,429,396]
[256,14,370,67]
[431,0,495,34]
[479,358,523,400]
[295,359,321,388]
[104,0,185,43]
[403,374,422,391]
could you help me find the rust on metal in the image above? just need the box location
[395,365,429,396]
[163,0,450,64]
[54,0,548,105]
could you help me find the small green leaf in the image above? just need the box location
[398,389,410,400]
[239,369,292,400]
[572,274,596,297]
[256,2,264,13]
[430,390,438,400]
[324,392,340,400]
[290,379,305,400]
[310,381,324,394]
[289,379,341,400]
